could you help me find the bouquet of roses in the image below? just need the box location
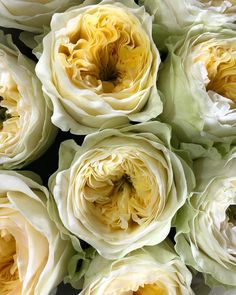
[0,0,235,294]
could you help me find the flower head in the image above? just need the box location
[175,148,236,287]
[159,26,236,143]
[0,31,56,169]
[0,171,74,295]
[36,0,162,134]
[81,241,194,295]
[50,122,194,259]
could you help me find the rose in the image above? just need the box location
[0,0,82,33]
[80,241,194,295]
[0,31,57,169]
[35,0,162,135]
[175,147,236,288]
[140,0,236,46]
[158,26,236,144]
[0,170,74,295]
[49,121,194,259]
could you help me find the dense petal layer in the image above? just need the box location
[36,0,162,134]
[0,171,74,295]
[50,121,194,259]
[81,241,194,295]
[0,31,57,169]
[175,148,236,288]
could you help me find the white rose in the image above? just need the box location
[36,0,162,135]
[141,0,236,45]
[0,0,82,33]
[81,241,194,295]
[159,26,236,144]
[175,147,236,288]
[0,170,74,295]
[0,31,57,169]
[49,121,194,259]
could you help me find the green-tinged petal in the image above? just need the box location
[81,241,194,294]
[175,148,236,288]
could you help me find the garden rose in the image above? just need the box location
[49,121,194,259]
[159,26,236,144]
[81,241,194,295]
[0,170,74,295]
[36,0,162,135]
[0,0,81,33]
[0,31,56,169]
[175,147,236,288]
[141,0,236,42]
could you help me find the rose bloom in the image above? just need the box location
[159,26,236,143]
[81,241,194,295]
[0,0,82,33]
[141,0,236,42]
[0,170,74,295]
[50,122,194,259]
[0,31,56,169]
[36,0,162,135]
[175,147,236,288]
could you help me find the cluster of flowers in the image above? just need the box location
[0,0,235,294]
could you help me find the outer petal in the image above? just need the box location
[140,0,236,46]
[0,0,82,33]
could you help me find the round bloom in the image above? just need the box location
[141,0,236,42]
[0,0,82,33]
[50,122,194,259]
[175,148,236,288]
[159,26,236,143]
[0,170,74,295]
[0,32,56,169]
[36,0,162,135]
[81,241,194,295]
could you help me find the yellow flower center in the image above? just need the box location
[77,148,161,232]
[205,45,236,102]
[58,5,152,95]
[0,229,20,294]
[194,43,236,103]
[133,283,167,295]
[0,72,21,155]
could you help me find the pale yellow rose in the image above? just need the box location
[0,170,74,295]
[36,0,162,134]
[81,241,194,295]
[158,26,236,143]
[0,31,57,169]
[49,122,194,259]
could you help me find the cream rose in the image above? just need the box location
[35,0,162,135]
[0,170,74,295]
[175,147,236,288]
[159,26,236,144]
[0,0,82,33]
[81,241,194,295]
[49,122,194,259]
[141,0,236,45]
[0,31,57,169]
